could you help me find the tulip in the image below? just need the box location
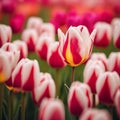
[111,18,120,29]
[36,34,54,61]
[21,29,38,52]
[90,52,108,70]
[12,58,40,91]
[32,72,56,105]
[0,24,12,47]
[68,81,93,116]
[107,52,120,75]
[47,41,66,68]
[38,98,65,120]
[79,109,112,120]
[96,71,120,105]
[94,22,112,47]
[114,88,120,118]
[13,40,28,60]
[26,17,43,34]
[58,25,96,67]
[83,59,105,94]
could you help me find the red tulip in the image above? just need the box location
[58,25,96,66]
[36,34,54,61]
[96,71,120,105]
[79,108,112,120]
[12,58,40,91]
[107,52,120,75]
[84,59,105,93]
[68,81,93,116]
[22,29,38,52]
[47,41,66,68]
[32,72,56,105]
[0,24,12,47]
[38,98,65,120]
[94,22,112,47]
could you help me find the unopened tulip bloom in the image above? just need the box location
[107,52,120,75]
[47,41,66,68]
[0,50,14,83]
[38,98,65,120]
[114,88,120,117]
[0,24,12,47]
[84,59,105,93]
[13,40,28,60]
[79,109,112,120]
[96,71,120,105]
[58,25,96,66]
[22,29,38,52]
[36,34,54,61]
[90,52,108,70]
[12,58,40,91]
[32,72,56,105]
[26,17,43,34]
[68,81,93,116]
[94,22,112,47]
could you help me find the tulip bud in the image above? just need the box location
[13,40,28,60]
[38,98,65,120]
[35,34,54,61]
[22,29,38,52]
[90,52,108,70]
[58,25,96,67]
[0,50,14,83]
[96,71,120,105]
[47,41,66,68]
[12,58,40,91]
[0,24,12,47]
[79,109,112,120]
[84,59,105,93]
[107,52,120,75]
[68,81,93,116]
[94,22,112,47]
[114,88,120,117]
[26,17,43,34]
[32,73,56,105]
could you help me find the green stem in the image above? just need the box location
[0,83,4,120]
[21,92,26,120]
[71,67,75,83]
[55,69,60,97]
[8,90,13,120]
[93,94,96,108]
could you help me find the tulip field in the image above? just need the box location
[0,1,120,120]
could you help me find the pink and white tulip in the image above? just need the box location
[96,71,120,105]
[79,109,112,120]
[26,17,43,34]
[22,29,38,52]
[0,24,12,47]
[38,98,65,120]
[58,25,96,66]
[36,34,54,61]
[114,88,120,117]
[47,41,66,68]
[68,81,93,116]
[84,59,105,93]
[13,40,28,60]
[90,52,108,70]
[12,58,40,91]
[107,52,120,75]
[32,72,56,105]
[94,22,112,47]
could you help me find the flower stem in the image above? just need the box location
[93,94,96,108]
[55,69,60,97]
[21,92,26,120]
[0,83,4,120]
[71,67,75,83]
[8,90,13,120]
